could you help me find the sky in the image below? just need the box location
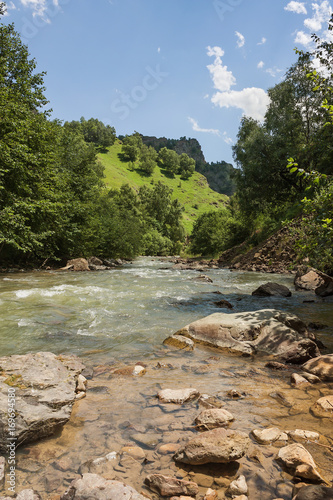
[2,0,333,164]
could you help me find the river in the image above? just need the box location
[0,258,332,499]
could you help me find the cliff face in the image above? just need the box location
[141,136,206,165]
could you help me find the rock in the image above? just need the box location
[214,299,233,309]
[12,491,42,500]
[232,497,248,500]
[295,268,325,291]
[227,475,248,496]
[66,258,90,271]
[291,373,310,386]
[310,395,333,418]
[158,443,180,455]
[158,388,200,404]
[299,372,321,384]
[144,474,199,497]
[163,335,195,351]
[0,352,85,451]
[173,428,250,465]
[194,275,213,283]
[204,489,218,500]
[252,282,292,297]
[293,484,333,499]
[302,354,333,381]
[132,365,146,376]
[287,430,320,441]
[121,446,146,461]
[277,443,325,482]
[198,394,223,409]
[195,408,234,430]
[132,432,161,449]
[0,457,4,484]
[61,473,147,499]
[265,361,287,370]
[171,309,319,363]
[315,271,333,297]
[76,374,87,392]
[251,427,288,445]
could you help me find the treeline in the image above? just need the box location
[190,18,333,273]
[0,11,185,264]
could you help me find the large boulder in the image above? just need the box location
[315,271,333,297]
[61,473,147,499]
[294,267,325,291]
[0,352,85,451]
[195,408,234,430]
[277,444,325,482]
[173,428,250,465]
[171,309,320,363]
[302,354,333,381]
[252,282,292,297]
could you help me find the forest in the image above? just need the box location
[0,2,332,274]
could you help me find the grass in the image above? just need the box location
[98,140,228,234]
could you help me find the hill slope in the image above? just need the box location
[98,140,228,233]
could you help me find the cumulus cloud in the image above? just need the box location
[206,46,270,121]
[235,31,245,48]
[19,0,59,19]
[291,1,333,47]
[206,45,236,93]
[284,1,307,14]
[211,88,270,122]
[257,61,265,69]
[188,117,220,136]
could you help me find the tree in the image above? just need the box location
[138,145,157,175]
[158,147,180,176]
[121,132,143,162]
[179,153,195,179]
[64,117,116,150]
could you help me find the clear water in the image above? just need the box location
[0,258,332,499]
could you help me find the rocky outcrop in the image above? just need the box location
[302,354,333,381]
[61,473,147,499]
[144,474,199,497]
[173,428,250,465]
[170,309,320,363]
[0,352,85,451]
[252,282,292,297]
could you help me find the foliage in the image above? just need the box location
[190,208,245,256]
[179,153,195,180]
[158,147,180,176]
[196,160,236,196]
[138,144,158,175]
[121,132,143,162]
[64,117,116,150]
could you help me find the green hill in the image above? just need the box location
[98,140,228,233]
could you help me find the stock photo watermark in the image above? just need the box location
[110,64,169,120]
[20,0,70,44]
[6,388,16,493]
[213,0,243,21]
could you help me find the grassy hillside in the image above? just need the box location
[98,140,228,233]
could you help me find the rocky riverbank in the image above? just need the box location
[0,307,332,500]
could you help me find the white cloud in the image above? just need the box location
[19,0,59,19]
[235,31,245,48]
[266,67,284,77]
[206,46,270,121]
[257,61,265,69]
[284,1,307,14]
[3,1,17,15]
[206,46,236,92]
[188,118,220,136]
[304,1,332,31]
[211,88,270,121]
[257,37,267,45]
[223,132,233,145]
[157,47,161,53]
[294,30,313,46]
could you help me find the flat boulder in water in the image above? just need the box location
[171,309,319,363]
[173,428,250,465]
[61,473,147,499]
[0,352,85,451]
[302,354,333,381]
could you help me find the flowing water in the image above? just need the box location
[0,258,332,499]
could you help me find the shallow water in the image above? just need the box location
[0,258,332,499]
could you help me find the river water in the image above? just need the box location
[0,258,332,499]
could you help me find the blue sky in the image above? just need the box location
[3,0,333,164]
